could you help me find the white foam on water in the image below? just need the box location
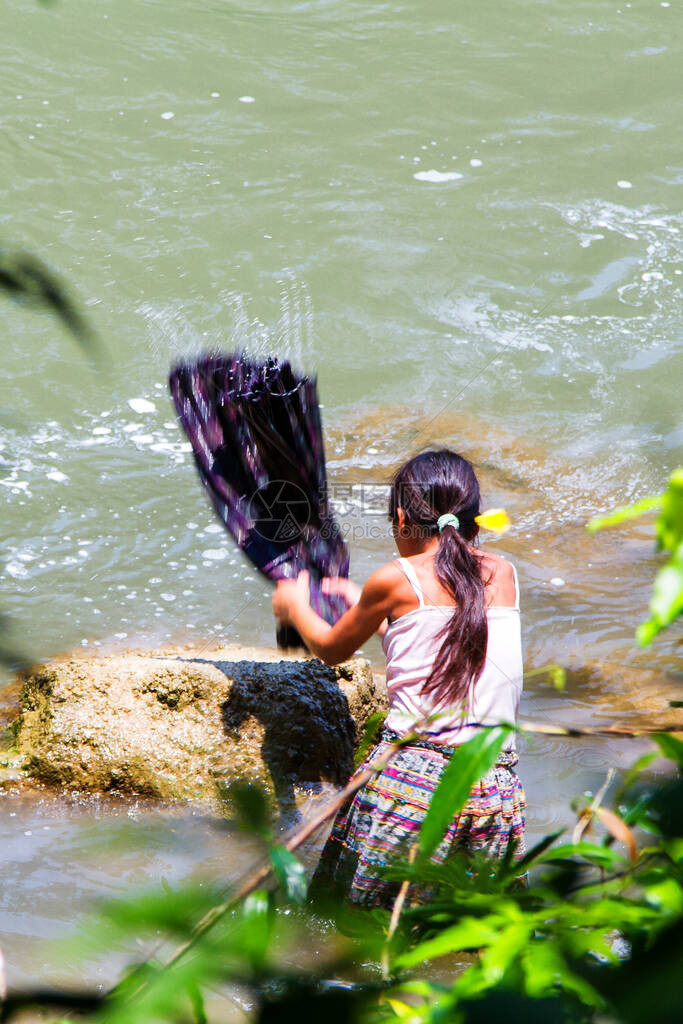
[128,398,156,414]
[204,523,223,534]
[578,232,605,248]
[201,548,228,561]
[551,197,682,311]
[413,169,463,183]
[470,158,483,167]
[161,111,175,120]
[5,562,28,579]
[92,426,111,435]
[160,593,175,602]
[617,180,633,189]
[46,470,68,483]
[239,95,255,103]
[551,577,566,587]
[130,434,154,445]
[150,441,185,454]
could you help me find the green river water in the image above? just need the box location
[1,0,681,991]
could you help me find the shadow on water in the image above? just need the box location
[180,657,357,818]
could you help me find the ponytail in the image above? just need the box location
[423,524,488,705]
[389,450,489,706]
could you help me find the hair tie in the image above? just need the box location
[437,513,460,533]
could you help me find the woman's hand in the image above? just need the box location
[272,570,311,626]
[321,576,362,610]
[270,563,396,665]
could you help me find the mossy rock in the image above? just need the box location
[11,645,388,812]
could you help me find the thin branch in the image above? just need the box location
[382,845,418,979]
[115,741,402,1007]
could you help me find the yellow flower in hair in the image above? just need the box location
[475,508,511,534]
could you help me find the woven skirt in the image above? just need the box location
[309,731,526,908]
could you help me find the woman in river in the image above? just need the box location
[272,449,525,907]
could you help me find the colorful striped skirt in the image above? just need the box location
[309,730,526,908]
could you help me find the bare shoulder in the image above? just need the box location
[477,550,517,605]
[360,561,404,602]
[478,549,514,578]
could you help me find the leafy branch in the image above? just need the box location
[587,468,683,645]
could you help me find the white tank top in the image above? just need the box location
[382,557,523,751]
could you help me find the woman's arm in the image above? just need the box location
[272,565,398,665]
[321,577,389,637]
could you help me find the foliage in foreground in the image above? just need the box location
[0,247,98,357]
[2,729,683,1024]
[587,468,683,645]
[2,264,681,1019]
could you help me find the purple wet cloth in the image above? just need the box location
[169,353,349,647]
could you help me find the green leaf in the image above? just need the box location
[662,838,683,863]
[240,890,272,967]
[638,544,683,645]
[354,710,387,768]
[103,955,219,1024]
[538,841,626,870]
[522,943,604,1008]
[653,732,683,767]
[228,781,271,838]
[0,249,100,356]
[507,829,565,875]
[188,979,207,1024]
[587,470,683,646]
[417,727,508,861]
[269,846,307,903]
[586,494,662,533]
[655,468,683,553]
[397,915,500,969]
[523,664,566,691]
[97,885,218,938]
[644,878,683,915]
[617,751,659,799]
[475,921,533,988]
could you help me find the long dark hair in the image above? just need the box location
[389,449,488,706]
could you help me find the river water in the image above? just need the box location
[1,0,681,991]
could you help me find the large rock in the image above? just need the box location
[11,646,388,811]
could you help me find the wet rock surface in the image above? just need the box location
[7,646,388,810]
